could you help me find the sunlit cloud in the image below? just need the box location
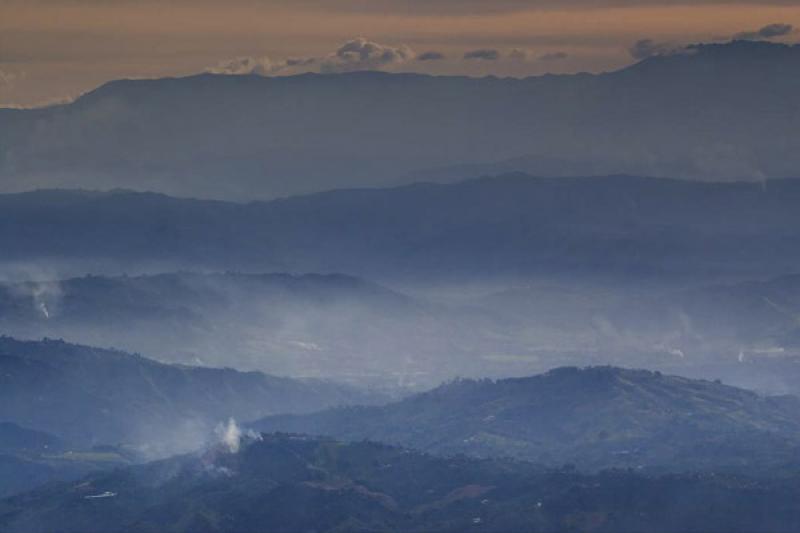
[320,37,414,73]
[539,51,569,62]
[628,38,687,59]
[733,22,795,40]
[464,49,501,60]
[206,37,415,76]
[417,51,446,61]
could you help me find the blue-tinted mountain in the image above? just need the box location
[4,174,800,282]
[9,178,800,388]
[1,41,799,200]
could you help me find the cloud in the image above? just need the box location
[417,51,446,61]
[207,56,276,76]
[285,57,317,67]
[207,38,414,77]
[508,48,529,61]
[207,55,319,76]
[464,49,500,60]
[733,23,794,41]
[539,51,569,62]
[320,38,414,73]
[507,49,568,62]
[0,70,20,88]
[628,39,686,60]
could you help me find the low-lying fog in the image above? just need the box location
[2,265,800,395]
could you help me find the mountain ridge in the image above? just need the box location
[0,336,379,454]
[45,40,800,111]
[3,40,800,200]
[4,173,800,281]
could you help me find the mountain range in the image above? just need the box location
[4,174,800,282]
[6,365,800,529]
[1,41,799,200]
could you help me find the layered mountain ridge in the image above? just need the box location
[2,41,799,200]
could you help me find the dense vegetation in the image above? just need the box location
[4,434,800,533]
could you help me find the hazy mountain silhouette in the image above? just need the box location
[4,174,800,282]
[1,41,799,200]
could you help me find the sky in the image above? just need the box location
[1,0,799,107]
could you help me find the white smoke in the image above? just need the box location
[2,277,63,320]
[217,418,242,453]
[30,282,61,319]
[214,418,261,454]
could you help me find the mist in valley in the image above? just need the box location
[2,266,799,396]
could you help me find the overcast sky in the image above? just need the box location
[1,0,799,107]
